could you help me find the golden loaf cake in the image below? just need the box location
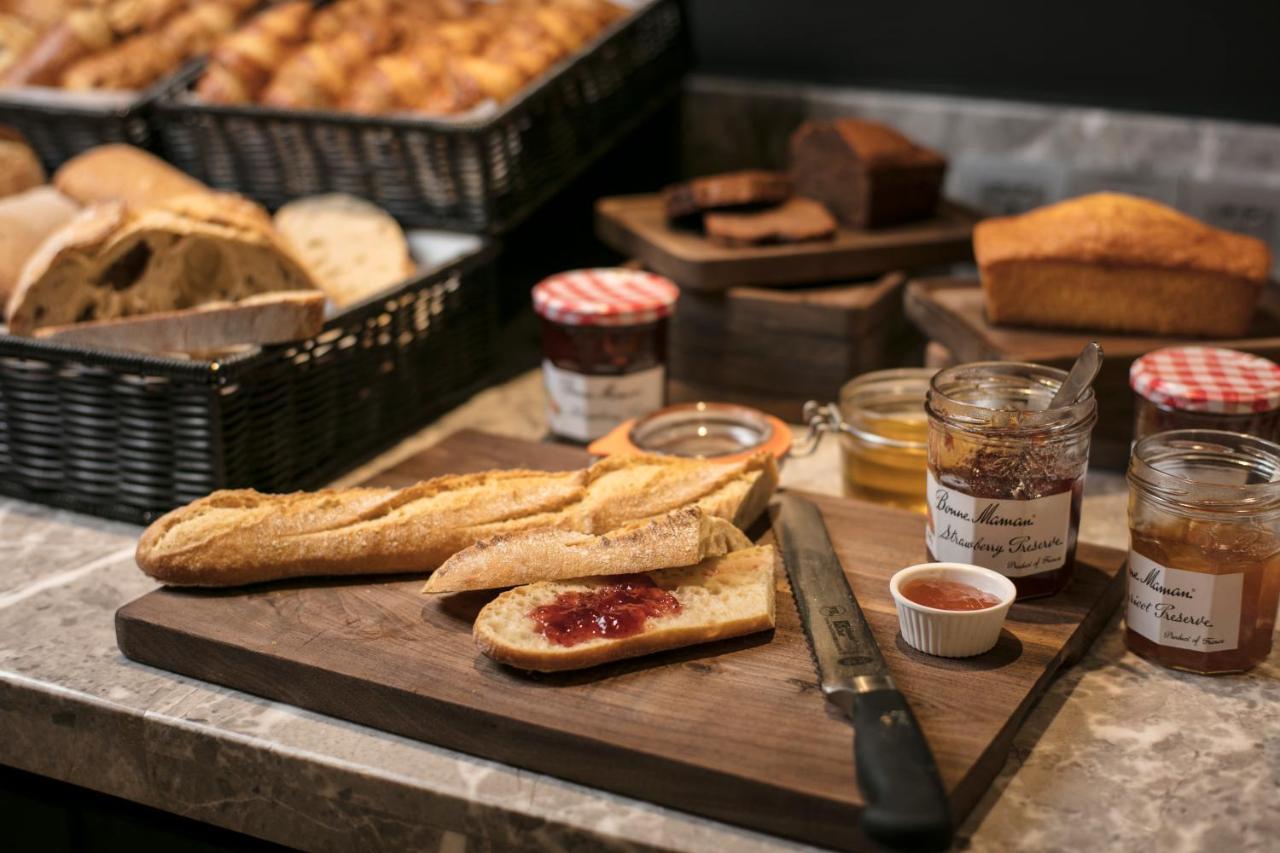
[974,192,1272,338]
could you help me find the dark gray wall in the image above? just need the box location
[686,1,1280,124]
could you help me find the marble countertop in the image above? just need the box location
[1,370,1275,852]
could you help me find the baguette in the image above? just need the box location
[33,290,325,353]
[473,545,779,672]
[0,186,79,314]
[135,451,779,587]
[424,506,752,594]
[53,144,210,208]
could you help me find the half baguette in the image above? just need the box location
[474,545,779,672]
[424,506,752,594]
[135,451,779,587]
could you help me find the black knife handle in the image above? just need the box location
[853,689,953,852]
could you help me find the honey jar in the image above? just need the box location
[796,368,934,513]
[925,362,1096,600]
[1131,346,1280,444]
[1126,429,1280,674]
[532,269,679,443]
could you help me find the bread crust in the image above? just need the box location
[53,144,210,209]
[423,506,752,593]
[974,192,1271,281]
[135,452,779,587]
[473,545,779,672]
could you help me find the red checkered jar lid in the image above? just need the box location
[1130,346,1280,414]
[532,269,678,327]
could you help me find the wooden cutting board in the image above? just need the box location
[595,193,979,290]
[116,430,1126,851]
[903,278,1280,470]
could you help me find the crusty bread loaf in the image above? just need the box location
[975,192,1273,337]
[474,545,779,672]
[274,193,415,307]
[34,290,325,353]
[53,144,209,209]
[0,126,43,198]
[0,185,79,315]
[790,118,946,229]
[135,451,779,587]
[5,192,317,334]
[424,506,752,594]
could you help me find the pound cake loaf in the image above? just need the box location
[975,192,1273,338]
[789,118,946,229]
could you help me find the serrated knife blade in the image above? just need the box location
[772,494,952,852]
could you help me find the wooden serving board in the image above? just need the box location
[904,278,1280,469]
[116,430,1126,851]
[595,193,980,290]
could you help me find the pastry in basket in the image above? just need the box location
[1,0,260,91]
[195,1,313,104]
[134,452,779,587]
[193,0,626,116]
[473,545,778,672]
[704,197,837,247]
[974,192,1273,338]
[0,125,44,198]
[790,118,947,229]
[5,191,317,335]
[274,193,415,307]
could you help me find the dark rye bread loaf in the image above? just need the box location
[790,119,946,229]
[663,170,792,222]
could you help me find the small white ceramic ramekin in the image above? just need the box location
[889,563,1016,658]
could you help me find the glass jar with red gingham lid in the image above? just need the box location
[1131,346,1280,444]
[532,268,679,442]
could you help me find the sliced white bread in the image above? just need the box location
[274,193,415,307]
[473,545,779,672]
[424,506,752,594]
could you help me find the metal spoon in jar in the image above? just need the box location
[1051,342,1105,408]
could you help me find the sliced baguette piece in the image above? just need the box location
[274,193,415,307]
[474,545,779,672]
[33,290,325,353]
[424,506,752,594]
[135,451,779,587]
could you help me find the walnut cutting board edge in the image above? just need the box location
[116,430,1126,851]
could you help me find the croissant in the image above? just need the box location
[104,0,186,37]
[0,14,37,75]
[60,30,174,89]
[344,46,448,114]
[260,30,376,109]
[158,2,240,58]
[195,0,312,104]
[1,8,113,86]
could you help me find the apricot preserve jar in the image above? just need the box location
[533,269,678,442]
[925,362,1096,599]
[1127,430,1280,674]
[1131,347,1280,444]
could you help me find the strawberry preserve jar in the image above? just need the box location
[532,269,679,442]
[925,362,1097,600]
[1127,429,1280,674]
[1131,346,1280,443]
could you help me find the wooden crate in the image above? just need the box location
[668,272,920,420]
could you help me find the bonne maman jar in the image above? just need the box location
[925,362,1097,600]
[1127,429,1280,674]
[532,269,679,443]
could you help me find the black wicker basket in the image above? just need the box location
[0,84,158,170]
[151,0,687,233]
[0,243,499,525]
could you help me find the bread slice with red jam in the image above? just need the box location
[473,545,778,672]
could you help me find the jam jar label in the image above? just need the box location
[925,471,1072,577]
[1126,552,1243,652]
[542,360,665,442]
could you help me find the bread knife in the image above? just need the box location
[772,494,952,852]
